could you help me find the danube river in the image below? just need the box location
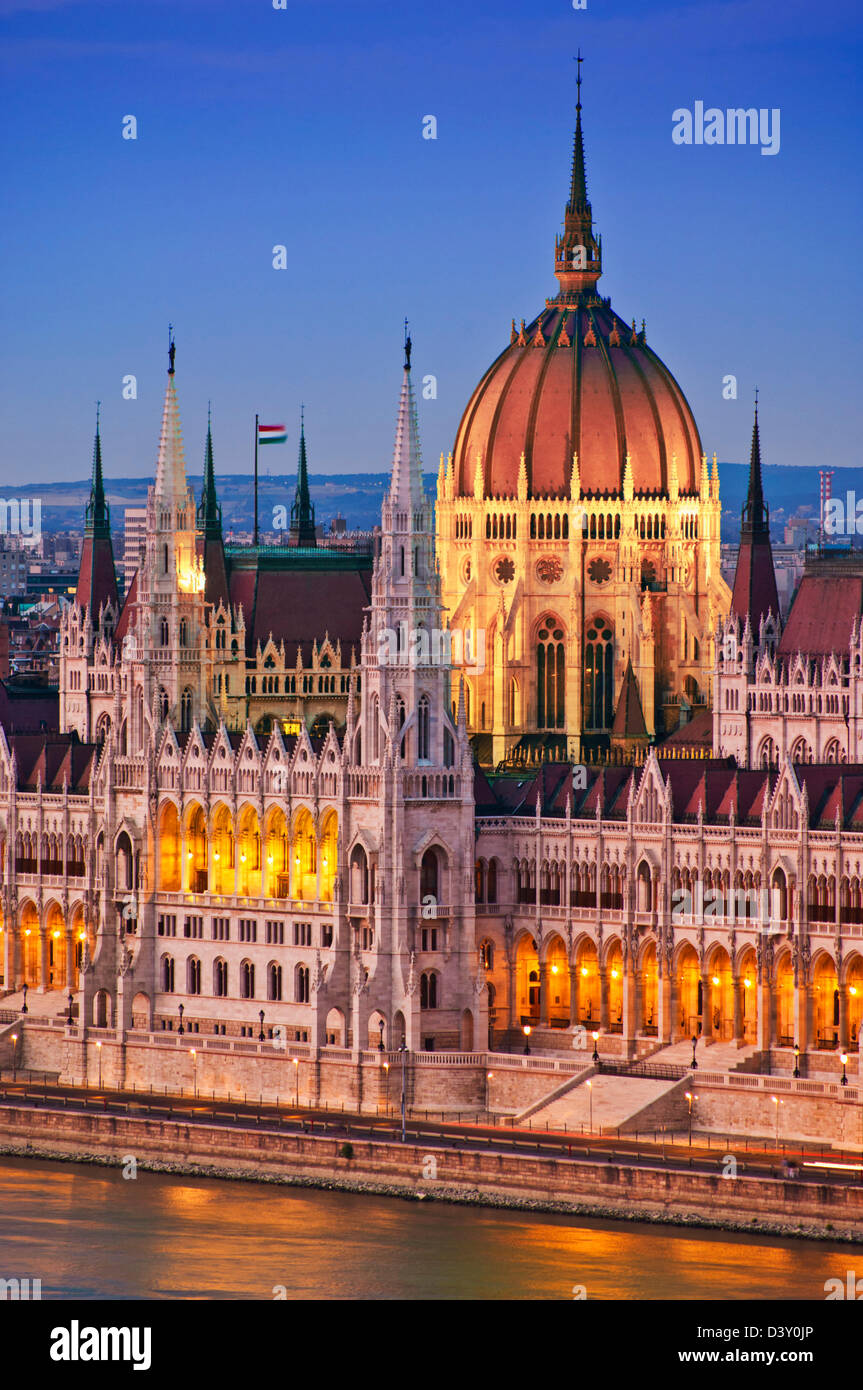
[0,1156,854,1300]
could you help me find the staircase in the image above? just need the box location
[523,1072,689,1136]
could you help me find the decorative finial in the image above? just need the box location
[207,399,212,428]
[575,49,583,111]
[754,386,759,415]
[404,317,412,370]
[95,400,101,430]
[168,324,176,376]
[300,401,305,431]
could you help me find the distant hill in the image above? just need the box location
[2,464,856,542]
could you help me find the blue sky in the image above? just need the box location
[0,0,860,495]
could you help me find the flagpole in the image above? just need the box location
[254,413,259,547]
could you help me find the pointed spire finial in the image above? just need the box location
[168,324,176,376]
[404,317,412,370]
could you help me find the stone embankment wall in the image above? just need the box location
[1,1104,861,1241]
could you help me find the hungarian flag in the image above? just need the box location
[258,423,287,445]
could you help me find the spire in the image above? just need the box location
[154,330,188,504]
[387,324,425,512]
[730,394,780,634]
[197,403,222,538]
[76,403,119,615]
[289,405,317,547]
[84,402,109,537]
[554,51,602,299]
[195,404,230,608]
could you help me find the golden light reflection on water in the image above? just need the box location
[0,1157,856,1301]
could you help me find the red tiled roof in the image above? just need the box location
[777,574,863,657]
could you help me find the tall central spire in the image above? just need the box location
[84,402,109,538]
[554,52,602,300]
[289,406,316,547]
[76,403,119,615]
[741,392,768,537]
[197,404,221,539]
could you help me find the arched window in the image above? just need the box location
[417,695,430,761]
[161,955,175,993]
[487,858,498,904]
[187,957,201,994]
[420,971,439,1009]
[179,618,187,647]
[420,849,440,901]
[584,617,613,729]
[158,687,169,722]
[180,688,192,733]
[508,677,518,726]
[241,961,255,998]
[372,696,380,762]
[397,696,406,760]
[159,617,169,647]
[214,958,228,997]
[480,939,494,969]
[296,964,310,1003]
[268,963,283,1001]
[537,616,565,729]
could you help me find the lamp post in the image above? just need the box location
[592,1030,599,1064]
[96,1040,103,1090]
[293,1057,299,1108]
[177,1003,184,1037]
[259,1010,265,1043]
[523,1024,531,1055]
[685,1090,697,1147]
[21,983,28,1015]
[11,1034,17,1082]
[378,1019,386,1052]
[793,1043,800,1079]
[190,1048,197,1099]
[66,992,74,1026]
[586,1078,593,1134]
[841,1053,849,1087]
[399,1043,407,1143]
[690,1035,698,1069]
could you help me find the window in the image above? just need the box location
[241,961,255,999]
[417,695,430,761]
[584,617,614,729]
[183,916,203,939]
[537,617,566,729]
[265,920,284,944]
[180,688,192,732]
[420,971,438,1009]
[187,958,201,994]
[420,849,439,901]
[239,918,257,943]
[293,922,312,947]
[480,940,494,969]
[161,955,175,992]
[321,923,333,948]
[296,965,310,1003]
[421,926,438,951]
[157,914,177,938]
[214,959,228,997]
[211,917,230,941]
[268,963,283,1001]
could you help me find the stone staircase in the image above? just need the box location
[523,1072,689,1136]
[648,1038,763,1074]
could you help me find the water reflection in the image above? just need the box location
[0,1157,853,1300]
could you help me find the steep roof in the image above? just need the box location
[777,572,863,657]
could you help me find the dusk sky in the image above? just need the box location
[0,0,860,491]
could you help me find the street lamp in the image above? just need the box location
[592,1030,599,1064]
[685,1090,697,1147]
[841,1053,849,1087]
[177,1003,185,1037]
[66,992,74,1026]
[793,1043,800,1079]
[259,1010,265,1042]
[21,983,28,1015]
[523,1024,531,1055]
[586,1078,593,1134]
[690,1035,698,1069]
[293,1057,299,1108]
[96,1040,103,1089]
[378,1019,386,1052]
[190,1048,198,1099]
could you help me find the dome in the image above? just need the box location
[453,302,703,500]
[452,78,703,502]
